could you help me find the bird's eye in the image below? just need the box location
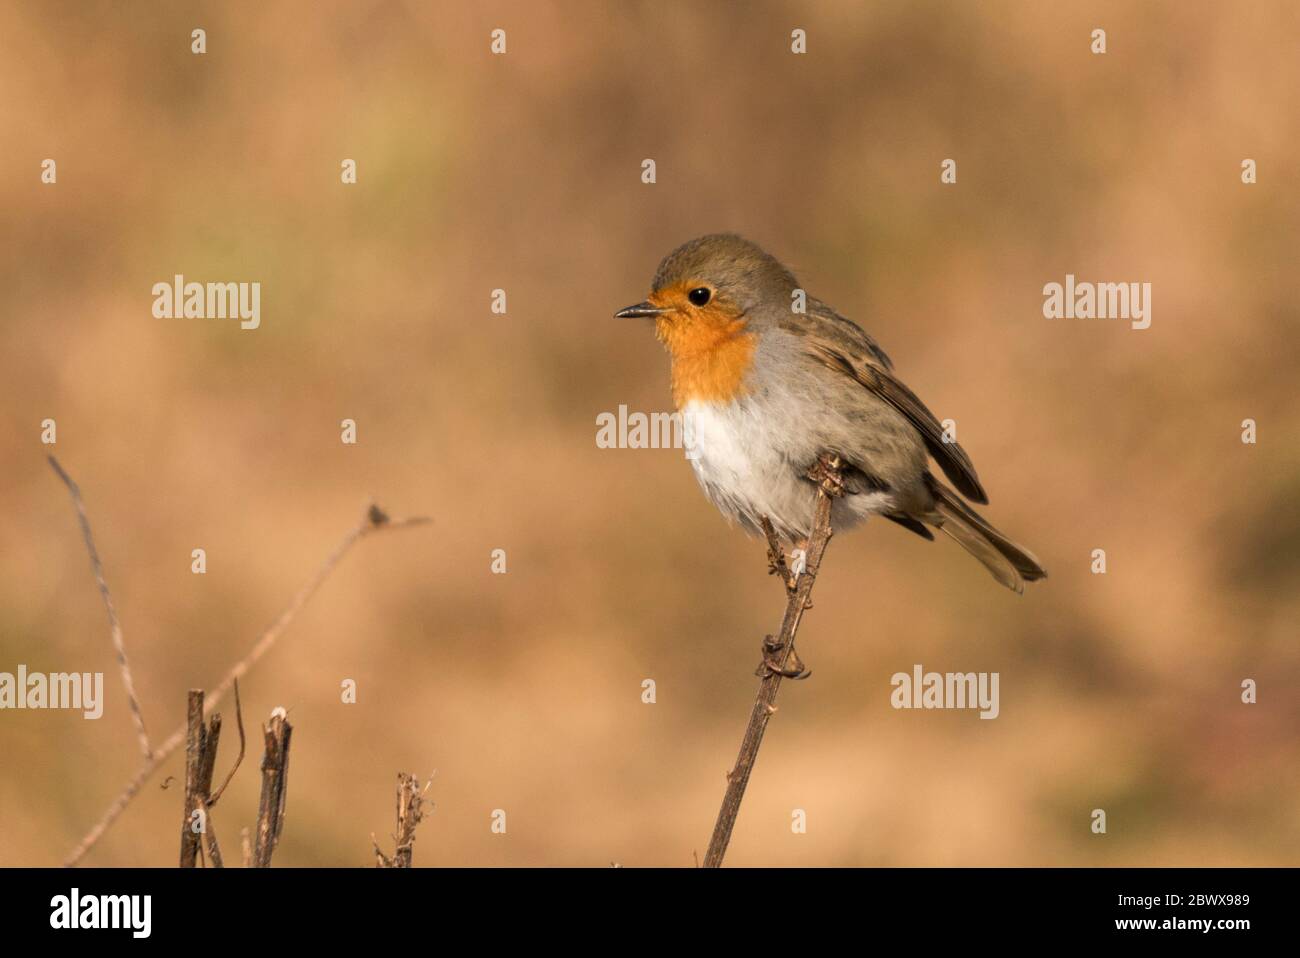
[688,287,712,306]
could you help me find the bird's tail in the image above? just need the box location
[924,473,1047,594]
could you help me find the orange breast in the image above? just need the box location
[657,317,757,408]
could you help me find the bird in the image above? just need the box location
[615,233,1046,593]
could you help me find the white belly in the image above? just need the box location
[681,398,890,540]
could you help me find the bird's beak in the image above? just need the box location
[614,301,669,319]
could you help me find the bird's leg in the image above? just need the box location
[795,454,843,611]
[756,633,810,680]
[757,519,807,676]
[806,453,845,499]
[760,516,797,594]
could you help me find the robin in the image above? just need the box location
[616,233,1046,593]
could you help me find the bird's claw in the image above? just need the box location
[760,517,797,593]
[756,634,811,680]
[806,454,845,499]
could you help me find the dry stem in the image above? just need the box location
[48,456,152,758]
[373,773,433,867]
[179,690,206,867]
[252,709,292,867]
[702,454,843,868]
[60,496,429,867]
[180,689,227,867]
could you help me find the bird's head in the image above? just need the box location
[615,233,798,347]
[616,234,797,406]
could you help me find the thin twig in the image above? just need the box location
[197,713,223,804]
[373,773,433,867]
[180,690,207,868]
[207,679,245,807]
[47,456,152,759]
[181,690,224,868]
[702,454,843,868]
[196,711,224,868]
[253,709,292,867]
[761,516,796,592]
[198,797,223,868]
[62,501,430,867]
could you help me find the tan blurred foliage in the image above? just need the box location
[1,1,1297,866]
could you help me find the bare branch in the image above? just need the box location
[181,690,224,868]
[373,773,433,867]
[703,454,843,868]
[197,713,223,799]
[62,500,430,867]
[253,709,293,867]
[48,456,152,759]
[196,712,224,868]
[198,798,223,868]
[207,678,245,807]
[180,690,206,868]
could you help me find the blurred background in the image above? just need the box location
[1,0,1297,867]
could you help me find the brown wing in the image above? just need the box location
[805,338,989,505]
[800,299,895,370]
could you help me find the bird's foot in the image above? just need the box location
[760,517,797,593]
[756,634,810,680]
[806,453,845,499]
